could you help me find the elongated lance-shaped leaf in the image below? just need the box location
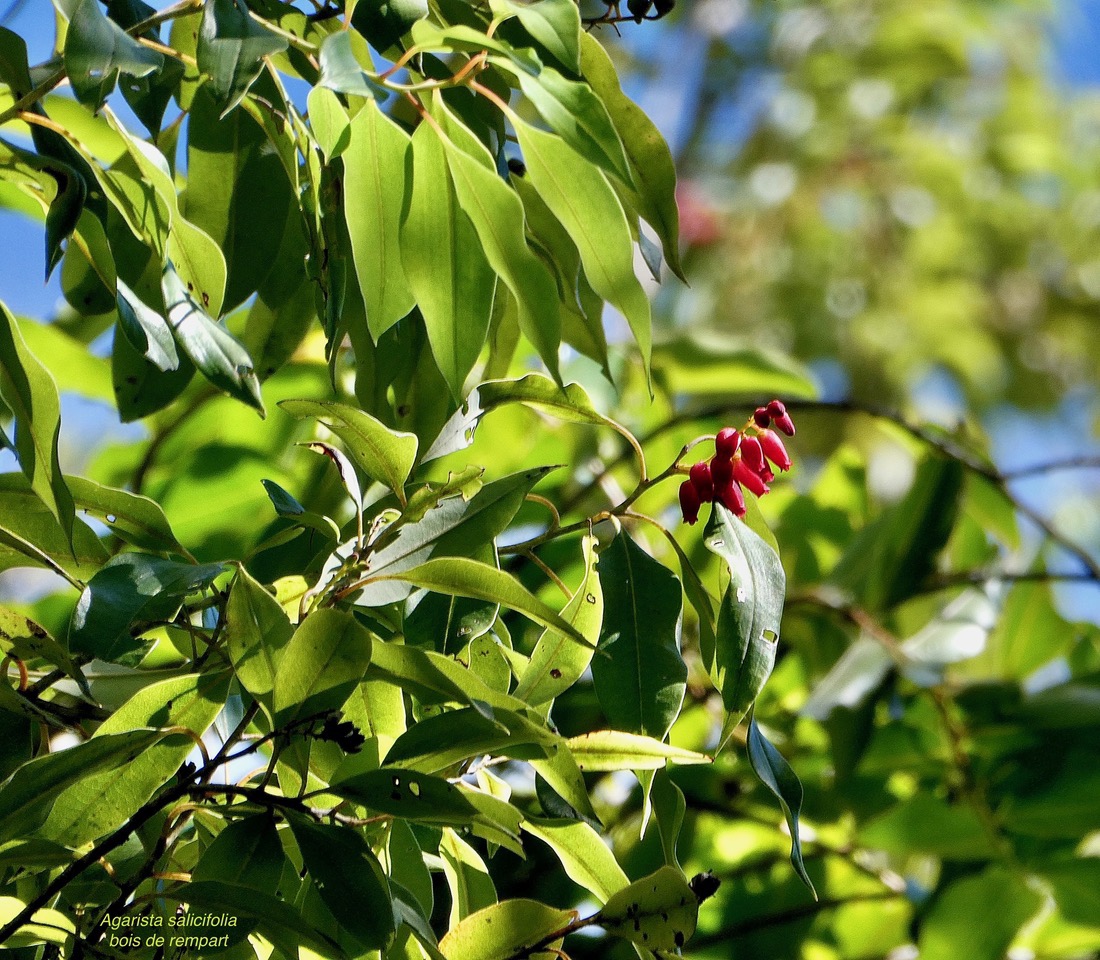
[489,0,581,72]
[374,557,594,651]
[704,502,785,729]
[516,534,603,705]
[224,564,294,700]
[399,121,497,400]
[522,818,628,902]
[331,768,479,823]
[435,124,563,382]
[746,710,817,898]
[566,731,710,772]
[0,302,75,548]
[591,530,686,739]
[439,899,576,960]
[115,278,179,371]
[513,118,652,389]
[345,97,415,339]
[67,475,188,557]
[579,33,684,281]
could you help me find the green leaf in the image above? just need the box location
[0,474,106,580]
[530,744,601,825]
[272,607,373,729]
[0,730,164,842]
[162,260,265,413]
[830,455,965,611]
[656,333,815,404]
[288,815,396,951]
[111,324,196,422]
[0,897,75,949]
[704,502,785,725]
[746,712,816,898]
[439,899,576,960]
[489,0,580,72]
[344,98,414,339]
[67,475,189,556]
[351,0,429,52]
[186,83,293,311]
[224,564,294,699]
[516,534,603,705]
[324,466,554,607]
[15,310,113,403]
[502,127,650,380]
[115,277,179,371]
[197,0,287,115]
[579,32,684,280]
[566,731,710,771]
[376,557,594,651]
[478,373,615,427]
[280,398,418,499]
[64,0,164,112]
[308,85,351,161]
[40,672,230,847]
[919,867,1042,960]
[160,880,343,958]
[382,706,553,773]
[399,122,497,398]
[591,530,686,739]
[330,768,479,823]
[499,62,631,185]
[522,817,628,902]
[68,553,227,663]
[440,830,497,926]
[597,865,699,950]
[438,123,562,381]
[0,301,75,547]
[0,606,83,688]
[317,29,383,98]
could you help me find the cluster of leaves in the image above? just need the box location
[0,1,811,958]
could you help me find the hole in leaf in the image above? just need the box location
[409,782,421,797]
[586,593,596,604]
[106,514,117,523]
[762,629,778,644]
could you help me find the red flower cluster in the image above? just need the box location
[678,400,795,524]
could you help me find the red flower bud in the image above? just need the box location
[689,461,714,501]
[740,435,764,473]
[716,480,746,517]
[767,400,795,436]
[759,429,791,471]
[753,407,771,428]
[715,427,741,460]
[734,458,769,497]
[710,455,734,489]
[679,480,701,525]
[760,463,775,483]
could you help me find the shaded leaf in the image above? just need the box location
[115,277,178,371]
[68,552,227,663]
[0,301,75,546]
[746,711,816,898]
[331,768,479,823]
[224,564,294,699]
[489,0,580,72]
[197,0,287,115]
[591,530,685,739]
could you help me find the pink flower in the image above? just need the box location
[716,480,746,517]
[734,458,769,497]
[689,461,714,501]
[740,435,764,473]
[679,480,701,524]
[767,400,795,436]
[711,455,734,489]
[715,427,741,460]
[759,429,791,471]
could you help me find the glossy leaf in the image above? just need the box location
[746,711,816,898]
[345,97,415,339]
[566,731,710,771]
[67,475,188,556]
[704,502,785,725]
[197,0,287,115]
[489,0,580,72]
[439,899,576,960]
[0,301,75,545]
[376,557,594,651]
[579,33,684,279]
[591,530,686,739]
[162,261,264,413]
[115,277,178,371]
[516,534,603,705]
[318,29,383,98]
[68,553,227,662]
[596,865,699,951]
[280,398,418,498]
[351,0,429,52]
[331,768,479,823]
[64,0,164,112]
